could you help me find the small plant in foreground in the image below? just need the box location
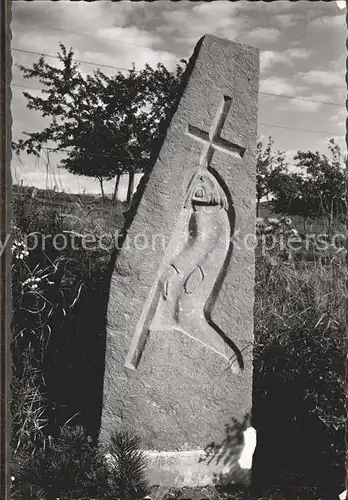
[105,430,150,500]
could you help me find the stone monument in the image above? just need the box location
[100,35,259,487]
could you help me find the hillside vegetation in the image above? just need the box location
[10,187,346,499]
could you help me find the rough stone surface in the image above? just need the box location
[100,35,259,486]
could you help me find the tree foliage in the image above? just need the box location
[257,137,346,232]
[13,43,185,201]
[271,139,346,233]
[256,136,288,216]
[293,139,346,233]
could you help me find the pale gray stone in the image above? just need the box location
[100,34,259,487]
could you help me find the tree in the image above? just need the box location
[256,137,288,216]
[269,139,346,234]
[270,171,317,231]
[293,139,346,235]
[12,44,185,202]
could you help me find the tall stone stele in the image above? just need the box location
[100,35,259,487]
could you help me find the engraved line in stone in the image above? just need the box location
[210,95,232,142]
[185,95,245,167]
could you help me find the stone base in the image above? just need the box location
[145,449,251,488]
[144,428,256,488]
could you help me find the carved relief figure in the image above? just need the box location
[124,97,246,372]
[149,169,242,373]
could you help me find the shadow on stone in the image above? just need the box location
[197,413,251,488]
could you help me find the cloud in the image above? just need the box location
[11,87,52,140]
[13,30,72,57]
[286,48,311,60]
[243,27,282,44]
[278,98,323,112]
[11,151,143,199]
[260,47,311,72]
[260,51,287,72]
[236,1,296,14]
[12,2,127,35]
[329,107,346,121]
[317,135,346,154]
[80,45,177,72]
[275,14,298,28]
[11,1,347,194]
[310,12,345,29]
[159,3,244,48]
[12,20,179,85]
[276,91,345,114]
[192,1,240,18]
[12,2,180,77]
[260,76,307,95]
[95,26,158,52]
[329,107,346,131]
[284,149,298,164]
[273,91,337,113]
[300,69,344,88]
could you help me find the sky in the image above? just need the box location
[11,1,346,200]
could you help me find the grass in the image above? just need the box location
[11,426,150,500]
[252,218,345,490]
[258,202,346,237]
[10,189,346,499]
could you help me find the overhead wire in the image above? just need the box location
[11,81,346,137]
[12,47,135,72]
[12,47,345,109]
[10,46,345,139]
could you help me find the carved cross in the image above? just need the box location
[186,95,246,167]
